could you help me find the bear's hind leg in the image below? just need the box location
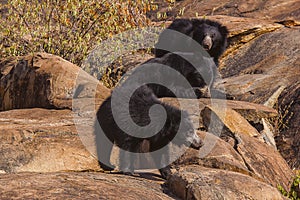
[152,148,172,179]
[159,165,172,180]
[119,141,140,176]
[95,125,116,171]
[119,149,134,175]
[98,141,115,171]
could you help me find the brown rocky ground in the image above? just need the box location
[148,0,300,22]
[1,0,300,199]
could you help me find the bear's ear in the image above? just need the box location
[191,18,205,27]
[168,18,194,35]
[168,18,191,28]
[219,25,229,37]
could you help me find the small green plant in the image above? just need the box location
[277,100,294,131]
[0,0,155,66]
[278,171,300,199]
[101,57,124,88]
[155,0,186,20]
[268,98,294,139]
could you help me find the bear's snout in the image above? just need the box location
[202,35,213,50]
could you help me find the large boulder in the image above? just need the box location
[0,53,110,111]
[162,98,293,193]
[0,52,114,173]
[167,166,286,200]
[217,27,300,168]
[276,85,300,169]
[0,108,100,173]
[0,172,172,200]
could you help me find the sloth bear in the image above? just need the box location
[154,18,229,66]
[94,19,228,180]
[95,83,202,179]
[148,18,229,99]
[129,52,216,99]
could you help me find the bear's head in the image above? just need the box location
[192,19,229,62]
[154,18,228,65]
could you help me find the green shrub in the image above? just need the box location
[278,171,300,200]
[0,0,155,66]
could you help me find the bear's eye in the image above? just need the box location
[211,33,216,38]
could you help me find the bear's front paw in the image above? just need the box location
[99,162,116,171]
[159,166,172,179]
[120,167,135,176]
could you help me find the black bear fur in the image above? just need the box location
[154,18,229,66]
[128,52,216,99]
[95,84,202,179]
[95,19,229,179]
